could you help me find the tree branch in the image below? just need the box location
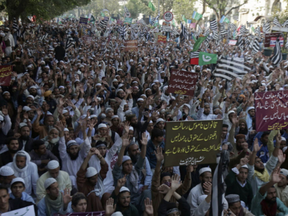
[224,1,248,16]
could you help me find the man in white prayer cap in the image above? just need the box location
[0,166,15,189]
[37,178,73,215]
[36,160,72,202]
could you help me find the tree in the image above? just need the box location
[173,0,196,23]
[4,0,91,21]
[205,0,248,21]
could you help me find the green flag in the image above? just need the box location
[192,11,202,21]
[89,15,96,23]
[148,1,156,11]
[182,15,187,23]
[198,52,218,65]
[172,19,175,27]
[192,36,207,51]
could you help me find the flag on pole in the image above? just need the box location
[271,38,282,66]
[209,156,224,216]
[89,15,96,23]
[148,1,156,11]
[198,52,218,65]
[182,15,187,23]
[220,16,230,24]
[190,51,199,65]
[192,36,207,51]
[192,11,202,21]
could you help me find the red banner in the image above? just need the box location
[255,90,288,131]
[0,65,12,86]
[157,35,167,43]
[124,40,138,52]
[167,69,198,95]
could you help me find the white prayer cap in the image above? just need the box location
[240,165,248,169]
[90,114,97,119]
[125,110,133,116]
[199,167,212,175]
[44,178,57,189]
[280,168,288,177]
[226,194,240,204]
[11,177,25,187]
[3,91,10,95]
[29,85,37,89]
[137,98,144,102]
[46,111,53,116]
[95,83,102,87]
[182,103,191,110]
[140,94,147,98]
[112,79,118,82]
[227,110,235,115]
[105,107,113,113]
[111,212,123,216]
[153,79,159,83]
[0,166,14,176]
[22,106,31,112]
[67,140,78,148]
[64,128,69,132]
[47,160,60,170]
[111,115,119,120]
[119,186,130,193]
[247,107,255,112]
[197,195,208,205]
[156,118,165,124]
[122,155,131,164]
[62,109,68,114]
[116,89,124,94]
[59,86,65,89]
[281,137,287,142]
[26,95,34,100]
[98,123,107,129]
[85,167,98,178]
[19,122,28,128]
[129,126,134,131]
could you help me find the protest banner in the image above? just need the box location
[264,33,284,47]
[2,205,35,216]
[228,40,237,45]
[0,65,12,86]
[124,40,138,52]
[79,17,88,24]
[162,21,171,32]
[164,120,222,167]
[53,211,105,216]
[124,17,132,24]
[167,69,198,95]
[157,35,167,43]
[255,90,288,131]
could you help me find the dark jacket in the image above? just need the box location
[158,196,190,216]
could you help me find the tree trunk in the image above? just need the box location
[196,0,206,29]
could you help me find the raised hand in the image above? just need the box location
[271,167,281,183]
[17,105,23,113]
[105,198,116,215]
[117,175,127,189]
[240,157,249,166]
[278,149,286,164]
[154,147,164,162]
[276,133,282,145]
[157,184,170,194]
[1,106,8,116]
[122,138,130,147]
[253,138,262,153]
[186,165,194,173]
[170,175,182,191]
[62,188,72,205]
[141,132,148,146]
[88,148,96,157]
[144,198,154,216]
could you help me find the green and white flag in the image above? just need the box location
[148,1,156,11]
[182,15,187,23]
[198,52,218,65]
[192,11,202,21]
[192,36,207,51]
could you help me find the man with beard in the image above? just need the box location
[0,166,16,189]
[197,101,219,120]
[42,127,61,162]
[56,121,91,188]
[251,167,288,215]
[110,176,139,215]
[225,194,254,216]
[6,150,38,195]
[236,120,249,139]
[187,167,214,215]
[246,107,255,131]
[113,133,148,213]
[89,138,122,206]
[33,109,55,139]
[127,139,152,193]
[44,91,57,113]
[110,115,124,136]
[77,147,108,212]
[36,160,71,202]
[0,138,19,166]
[248,134,283,195]
[18,123,33,152]
[274,168,288,206]
[29,140,59,176]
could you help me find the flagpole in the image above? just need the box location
[158,0,160,14]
